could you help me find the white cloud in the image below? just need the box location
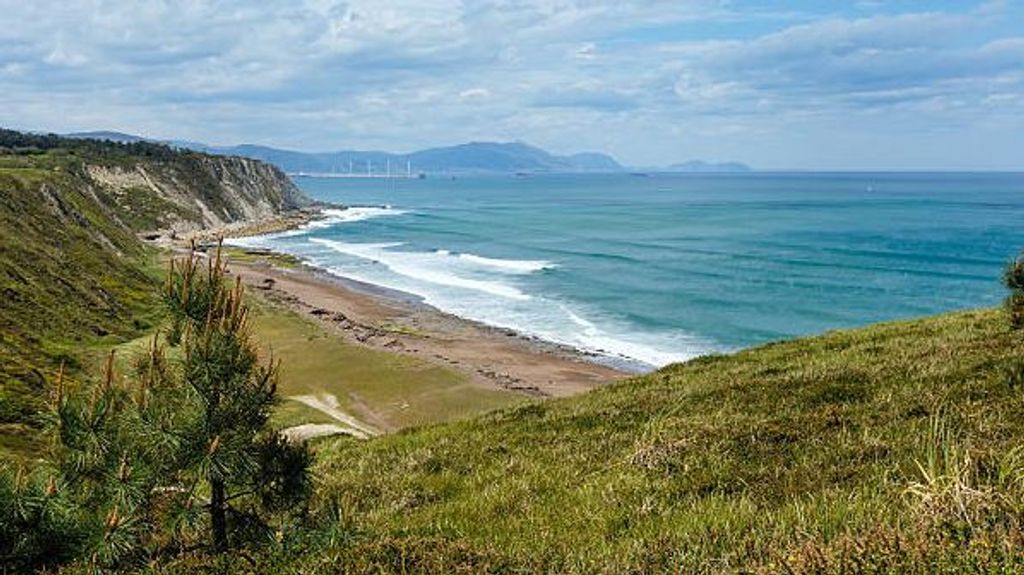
[573,42,596,59]
[662,10,1024,119]
[43,43,87,67]
[0,1,1020,168]
[459,88,491,100]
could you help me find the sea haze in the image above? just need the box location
[231,172,1024,370]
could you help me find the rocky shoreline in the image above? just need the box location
[213,248,628,402]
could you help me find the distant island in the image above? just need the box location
[665,160,752,173]
[66,131,751,176]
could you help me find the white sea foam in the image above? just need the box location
[427,250,552,274]
[573,329,700,368]
[305,206,406,229]
[226,206,405,248]
[301,238,715,367]
[457,253,555,273]
[562,304,598,330]
[555,304,706,367]
[310,238,531,300]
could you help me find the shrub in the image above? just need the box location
[1004,253,1024,329]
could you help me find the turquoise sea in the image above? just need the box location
[232,172,1024,370]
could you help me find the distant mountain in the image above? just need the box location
[63,132,626,175]
[206,141,625,175]
[64,131,748,175]
[409,142,623,174]
[209,144,351,174]
[410,142,563,173]
[66,130,150,143]
[566,152,624,172]
[665,160,752,173]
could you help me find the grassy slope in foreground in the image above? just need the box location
[309,308,1024,573]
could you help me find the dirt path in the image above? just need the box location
[281,423,359,442]
[289,393,379,439]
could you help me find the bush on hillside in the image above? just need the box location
[1004,253,1024,329]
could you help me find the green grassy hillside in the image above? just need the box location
[293,307,1024,574]
[0,155,162,452]
[0,131,309,457]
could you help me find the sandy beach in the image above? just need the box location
[223,250,629,399]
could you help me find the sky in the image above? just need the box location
[1,1,1022,170]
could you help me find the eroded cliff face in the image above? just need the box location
[86,154,311,234]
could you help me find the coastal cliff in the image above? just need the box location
[86,154,310,234]
[0,130,311,446]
